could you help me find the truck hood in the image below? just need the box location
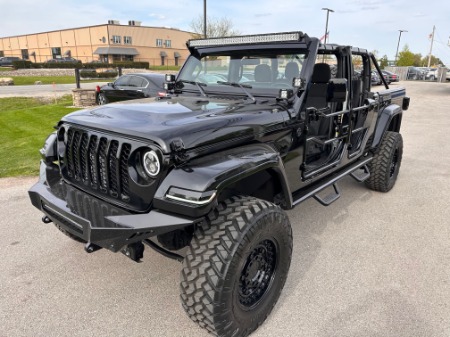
[61,96,286,153]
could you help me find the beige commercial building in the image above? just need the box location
[0,20,193,66]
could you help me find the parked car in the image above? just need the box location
[371,70,382,85]
[96,73,166,105]
[407,67,426,80]
[381,70,399,83]
[446,70,450,81]
[0,56,21,66]
[425,68,438,80]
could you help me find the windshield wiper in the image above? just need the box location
[216,81,256,103]
[177,79,208,97]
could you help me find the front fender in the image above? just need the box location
[371,104,402,149]
[153,143,291,217]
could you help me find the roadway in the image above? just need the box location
[0,82,106,98]
[1,81,450,337]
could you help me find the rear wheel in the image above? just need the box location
[365,131,403,192]
[180,196,293,337]
[97,93,108,105]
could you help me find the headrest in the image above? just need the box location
[312,63,331,83]
[254,64,272,82]
[285,62,299,81]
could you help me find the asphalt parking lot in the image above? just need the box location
[1,81,450,337]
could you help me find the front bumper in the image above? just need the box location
[28,179,195,253]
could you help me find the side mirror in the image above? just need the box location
[328,78,347,103]
[402,96,410,111]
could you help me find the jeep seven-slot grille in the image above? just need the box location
[65,128,131,202]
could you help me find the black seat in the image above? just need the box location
[254,64,272,82]
[305,63,331,109]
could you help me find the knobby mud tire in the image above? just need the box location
[365,131,403,192]
[180,196,293,337]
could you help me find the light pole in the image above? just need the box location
[203,0,207,38]
[322,8,334,44]
[395,29,407,65]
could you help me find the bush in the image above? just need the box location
[13,60,33,69]
[79,70,118,79]
[82,63,109,69]
[79,70,97,78]
[41,62,83,69]
[97,71,118,78]
[112,61,149,69]
[13,61,83,69]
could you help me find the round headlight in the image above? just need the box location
[143,150,160,177]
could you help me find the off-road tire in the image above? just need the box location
[365,131,403,192]
[54,224,86,243]
[180,196,293,337]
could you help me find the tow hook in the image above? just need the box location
[42,216,52,224]
[85,242,102,253]
[121,242,144,263]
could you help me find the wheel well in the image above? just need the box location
[218,169,283,204]
[388,113,402,133]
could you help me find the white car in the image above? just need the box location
[426,68,438,80]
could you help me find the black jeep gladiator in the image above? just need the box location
[29,31,409,337]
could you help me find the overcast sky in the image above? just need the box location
[1,0,449,66]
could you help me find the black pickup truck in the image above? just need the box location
[29,31,409,337]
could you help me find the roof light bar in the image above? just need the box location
[188,32,303,48]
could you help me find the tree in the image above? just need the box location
[190,16,240,38]
[420,55,444,67]
[396,45,415,66]
[379,55,389,69]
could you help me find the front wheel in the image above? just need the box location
[180,196,293,337]
[365,131,403,192]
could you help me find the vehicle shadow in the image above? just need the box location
[273,176,375,305]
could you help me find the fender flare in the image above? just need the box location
[371,104,402,149]
[153,143,293,217]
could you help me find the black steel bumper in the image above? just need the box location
[28,180,195,253]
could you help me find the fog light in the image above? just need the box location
[278,89,293,100]
[143,150,160,177]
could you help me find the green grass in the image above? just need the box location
[150,65,181,71]
[0,96,81,177]
[0,67,12,72]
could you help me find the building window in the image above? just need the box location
[21,49,29,60]
[123,55,134,61]
[112,54,122,62]
[156,39,163,47]
[124,36,132,45]
[165,40,171,48]
[161,56,165,66]
[0,51,4,57]
[112,35,121,44]
[51,47,61,59]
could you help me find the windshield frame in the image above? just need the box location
[176,47,310,99]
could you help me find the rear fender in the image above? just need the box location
[153,143,292,217]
